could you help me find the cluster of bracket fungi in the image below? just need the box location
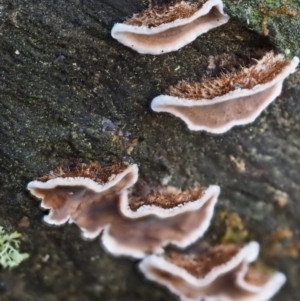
[28,162,286,301]
[28,0,299,300]
[28,163,220,258]
[112,0,299,133]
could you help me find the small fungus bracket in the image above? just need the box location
[139,241,286,301]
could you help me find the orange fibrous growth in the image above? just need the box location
[125,0,205,28]
[129,183,205,210]
[37,162,128,184]
[206,53,245,77]
[266,227,300,258]
[244,265,271,286]
[165,244,240,278]
[167,51,290,100]
[259,0,297,36]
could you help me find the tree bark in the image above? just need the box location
[0,0,299,300]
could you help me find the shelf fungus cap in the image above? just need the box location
[151,52,299,133]
[28,165,219,258]
[139,241,286,301]
[111,0,229,55]
[102,184,220,257]
[27,163,139,226]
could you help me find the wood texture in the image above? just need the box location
[0,1,299,300]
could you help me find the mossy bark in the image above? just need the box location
[223,0,300,57]
[0,0,300,300]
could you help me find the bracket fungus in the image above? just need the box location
[151,52,299,133]
[109,184,220,257]
[139,241,286,301]
[28,163,220,258]
[111,0,229,55]
[27,163,139,228]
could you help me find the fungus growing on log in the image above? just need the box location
[139,241,286,301]
[151,52,299,133]
[103,184,219,258]
[27,168,220,258]
[113,185,220,257]
[111,0,229,55]
[27,163,138,226]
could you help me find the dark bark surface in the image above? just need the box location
[0,0,300,300]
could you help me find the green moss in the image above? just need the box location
[223,0,300,57]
